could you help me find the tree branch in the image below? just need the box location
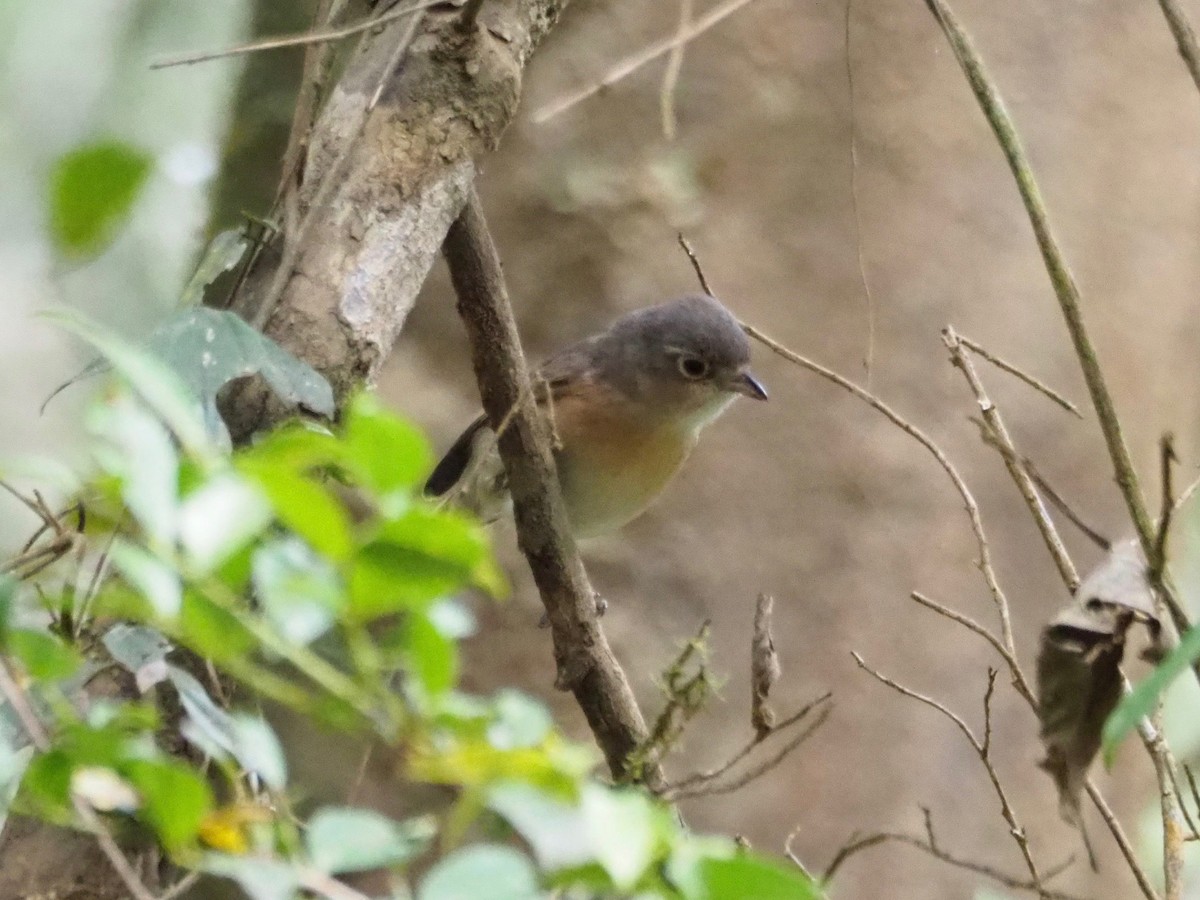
[442,185,659,785]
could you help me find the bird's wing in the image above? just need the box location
[423,335,602,500]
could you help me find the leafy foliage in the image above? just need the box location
[0,334,822,899]
[49,141,152,258]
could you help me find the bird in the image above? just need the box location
[425,293,767,539]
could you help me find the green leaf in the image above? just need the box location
[179,229,249,308]
[487,782,591,871]
[44,310,212,458]
[49,141,152,257]
[239,463,352,561]
[418,844,540,900]
[487,691,552,751]
[110,540,182,618]
[89,391,179,542]
[101,623,172,691]
[378,506,506,599]
[680,854,821,900]
[1103,623,1200,763]
[5,629,81,680]
[405,611,457,697]
[177,591,256,661]
[306,806,433,874]
[581,783,661,889]
[122,758,213,851]
[252,538,343,646]
[0,744,34,836]
[201,854,299,900]
[342,393,433,498]
[179,474,271,573]
[146,307,335,447]
[169,667,287,790]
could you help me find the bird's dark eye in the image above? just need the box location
[677,355,709,380]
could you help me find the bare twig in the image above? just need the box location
[661,692,832,798]
[443,185,658,784]
[1157,0,1200,96]
[666,702,832,801]
[944,326,1079,591]
[150,0,441,69]
[852,652,1047,893]
[1085,781,1161,900]
[1151,433,1177,583]
[843,0,875,384]
[751,592,781,737]
[919,0,1193,654]
[660,0,694,140]
[821,818,1084,900]
[533,0,764,122]
[956,333,1083,418]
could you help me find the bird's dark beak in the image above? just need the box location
[730,369,768,401]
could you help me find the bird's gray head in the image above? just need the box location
[594,294,767,428]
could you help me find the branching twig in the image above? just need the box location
[919,0,1197,670]
[442,185,658,784]
[150,0,441,69]
[533,0,765,123]
[944,326,1079,590]
[955,332,1083,418]
[852,653,1047,893]
[660,692,832,799]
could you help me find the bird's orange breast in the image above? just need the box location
[549,386,695,538]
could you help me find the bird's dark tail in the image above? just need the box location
[424,415,488,497]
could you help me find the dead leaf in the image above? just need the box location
[1036,539,1162,825]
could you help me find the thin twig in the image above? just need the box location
[843,0,875,385]
[159,871,201,900]
[533,0,764,122]
[745,322,1018,668]
[150,0,441,69]
[919,0,1193,655]
[1157,0,1200,96]
[1151,434,1177,582]
[956,333,1083,418]
[660,0,694,140]
[661,692,832,796]
[945,326,1079,590]
[1086,781,1162,900]
[666,703,832,801]
[822,825,1083,900]
[852,653,1047,893]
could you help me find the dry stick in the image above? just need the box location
[1157,0,1200,95]
[944,327,1079,590]
[249,9,426,331]
[149,0,442,69]
[1147,707,1186,899]
[660,692,832,797]
[532,0,764,122]
[941,331,1179,888]
[0,660,158,900]
[918,0,1197,655]
[676,238,1153,894]
[667,704,832,801]
[740,320,1020,674]
[660,0,694,140]
[843,0,876,385]
[821,820,1085,900]
[852,655,1049,895]
[273,0,350,211]
[442,186,659,785]
[956,332,1083,419]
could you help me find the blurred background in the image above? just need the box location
[4,0,1200,897]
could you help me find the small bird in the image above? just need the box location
[426,294,767,538]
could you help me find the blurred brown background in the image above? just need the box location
[246,0,1200,896]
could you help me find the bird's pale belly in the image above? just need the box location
[555,425,694,538]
